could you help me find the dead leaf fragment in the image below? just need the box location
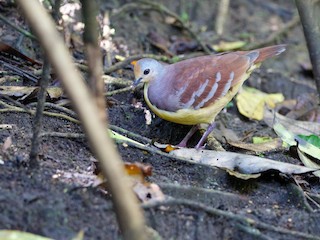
[95,161,164,203]
[124,162,153,180]
[236,87,284,120]
[133,102,153,125]
[228,138,283,153]
[46,87,64,99]
[212,40,247,52]
[297,148,320,177]
[133,182,165,203]
[2,136,12,152]
[0,86,63,101]
[170,148,317,177]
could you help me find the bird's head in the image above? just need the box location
[132,58,163,87]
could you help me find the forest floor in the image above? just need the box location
[1,0,320,239]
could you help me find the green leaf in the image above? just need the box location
[180,11,189,22]
[297,134,320,148]
[0,230,52,240]
[252,136,274,144]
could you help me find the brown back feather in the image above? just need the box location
[246,44,286,64]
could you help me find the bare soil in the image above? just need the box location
[1,1,319,239]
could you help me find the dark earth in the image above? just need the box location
[1,0,320,239]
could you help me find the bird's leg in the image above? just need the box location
[195,122,216,149]
[177,125,199,147]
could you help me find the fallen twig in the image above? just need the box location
[143,198,320,240]
[106,86,133,96]
[28,102,78,119]
[0,13,36,40]
[0,100,80,124]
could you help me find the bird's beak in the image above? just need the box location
[133,77,143,87]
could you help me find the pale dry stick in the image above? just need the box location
[28,102,78,119]
[109,125,152,144]
[103,75,132,86]
[0,99,30,112]
[0,108,80,124]
[106,86,133,96]
[15,2,146,239]
[215,0,230,36]
[1,95,31,111]
[40,132,85,138]
[0,99,78,122]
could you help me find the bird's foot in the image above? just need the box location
[194,122,216,150]
[177,125,199,148]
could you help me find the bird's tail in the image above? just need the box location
[245,44,286,65]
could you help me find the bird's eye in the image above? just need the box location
[143,69,150,75]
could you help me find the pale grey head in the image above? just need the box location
[133,58,164,86]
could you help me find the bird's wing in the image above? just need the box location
[168,53,252,110]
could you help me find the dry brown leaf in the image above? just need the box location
[227,138,283,153]
[0,86,63,101]
[95,161,164,203]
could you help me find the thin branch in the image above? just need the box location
[0,107,80,124]
[16,1,147,240]
[81,0,107,123]
[29,58,50,167]
[0,13,37,40]
[143,198,320,240]
[296,0,320,99]
[27,102,78,119]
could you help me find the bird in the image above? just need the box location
[132,45,286,149]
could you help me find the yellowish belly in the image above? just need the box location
[144,81,245,125]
